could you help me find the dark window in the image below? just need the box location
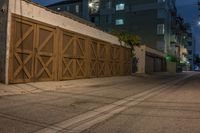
[105,15,111,24]
[91,17,95,23]
[188,50,192,55]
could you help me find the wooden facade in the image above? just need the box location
[9,15,132,83]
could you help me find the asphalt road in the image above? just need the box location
[0,72,199,133]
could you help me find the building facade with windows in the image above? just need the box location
[47,0,177,53]
[93,0,178,53]
[46,0,89,19]
[185,33,196,70]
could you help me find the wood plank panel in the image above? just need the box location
[98,42,107,77]
[9,18,35,83]
[34,24,56,81]
[9,15,132,84]
[88,39,98,78]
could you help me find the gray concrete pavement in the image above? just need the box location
[82,73,200,133]
[0,72,199,133]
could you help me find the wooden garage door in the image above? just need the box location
[9,17,57,83]
[145,55,154,73]
[75,36,86,78]
[89,40,98,78]
[113,46,121,76]
[9,16,132,83]
[10,18,35,83]
[98,43,107,77]
[59,31,86,80]
[123,48,131,75]
[107,45,115,76]
[34,25,56,81]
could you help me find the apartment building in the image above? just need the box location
[185,33,196,70]
[47,0,178,54]
[47,0,89,20]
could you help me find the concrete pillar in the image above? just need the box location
[0,0,8,83]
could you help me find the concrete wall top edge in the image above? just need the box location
[8,0,128,47]
[145,46,165,57]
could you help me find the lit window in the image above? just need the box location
[75,5,79,13]
[116,3,125,11]
[157,24,165,35]
[89,0,100,14]
[115,19,124,25]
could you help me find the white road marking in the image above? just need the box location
[35,73,195,133]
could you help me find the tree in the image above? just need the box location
[111,30,141,57]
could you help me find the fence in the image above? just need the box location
[8,15,131,83]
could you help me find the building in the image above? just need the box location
[47,0,89,20]
[0,0,133,84]
[185,33,196,70]
[94,0,177,53]
[47,0,179,54]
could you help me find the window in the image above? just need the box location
[105,15,111,24]
[157,24,165,35]
[65,5,70,11]
[89,0,100,14]
[157,9,166,18]
[75,5,79,13]
[156,41,165,51]
[106,1,112,9]
[188,50,192,55]
[116,4,125,11]
[158,0,165,3]
[115,19,124,25]
[91,17,95,23]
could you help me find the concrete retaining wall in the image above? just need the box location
[167,62,177,73]
[7,0,121,45]
[4,0,129,84]
[0,0,8,83]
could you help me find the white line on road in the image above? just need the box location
[35,73,195,133]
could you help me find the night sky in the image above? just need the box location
[176,0,200,55]
[32,0,200,55]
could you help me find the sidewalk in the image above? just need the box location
[0,76,133,97]
[0,72,191,97]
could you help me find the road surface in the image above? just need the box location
[0,72,199,133]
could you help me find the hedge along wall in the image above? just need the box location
[6,0,131,84]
